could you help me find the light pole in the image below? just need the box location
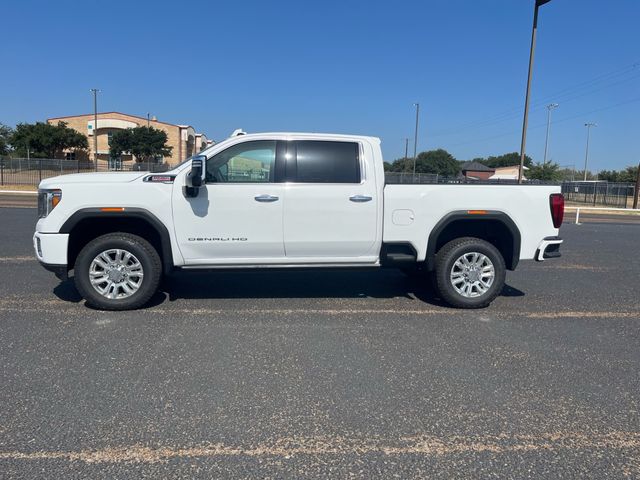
[633,159,640,209]
[412,103,420,179]
[404,138,409,160]
[147,112,150,128]
[518,0,553,184]
[583,123,597,181]
[90,88,100,171]
[543,103,559,165]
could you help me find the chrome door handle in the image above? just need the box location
[349,195,372,202]
[254,194,279,202]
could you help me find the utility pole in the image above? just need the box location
[147,112,150,128]
[90,88,100,171]
[404,138,409,160]
[412,103,420,179]
[518,0,554,184]
[543,103,559,165]
[633,159,640,209]
[583,123,597,181]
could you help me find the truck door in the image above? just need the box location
[283,140,378,261]
[172,140,285,264]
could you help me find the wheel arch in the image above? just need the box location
[425,211,521,271]
[60,208,174,273]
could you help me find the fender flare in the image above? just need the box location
[425,210,521,271]
[60,207,174,272]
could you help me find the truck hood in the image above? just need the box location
[39,172,147,189]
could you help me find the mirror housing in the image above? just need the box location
[185,155,205,197]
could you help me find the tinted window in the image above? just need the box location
[295,141,360,183]
[206,140,276,183]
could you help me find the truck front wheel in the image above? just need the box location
[74,233,162,311]
[434,237,505,309]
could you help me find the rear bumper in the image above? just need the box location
[535,236,563,261]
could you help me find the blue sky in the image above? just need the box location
[2,0,639,171]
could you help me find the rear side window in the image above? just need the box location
[295,141,360,183]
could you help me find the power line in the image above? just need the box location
[446,96,640,148]
[429,60,640,137]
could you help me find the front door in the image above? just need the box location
[172,140,285,264]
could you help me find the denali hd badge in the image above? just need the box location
[188,237,248,242]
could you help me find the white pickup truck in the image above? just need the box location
[34,132,564,310]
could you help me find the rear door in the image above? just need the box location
[283,140,378,261]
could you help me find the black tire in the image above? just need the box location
[74,233,162,311]
[434,237,505,309]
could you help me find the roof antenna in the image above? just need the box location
[230,128,246,137]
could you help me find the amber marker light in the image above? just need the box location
[467,210,488,215]
[100,207,125,212]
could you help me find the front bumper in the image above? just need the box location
[535,236,563,261]
[33,232,69,278]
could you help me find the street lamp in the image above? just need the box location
[90,88,100,171]
[543,103,559,165]
[412,103,420,179]
[518,0,554,184]
[583,123,597,181]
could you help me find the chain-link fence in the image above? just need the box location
[561,181,635,208]
[384,172,557,185]
[0,157,170,186]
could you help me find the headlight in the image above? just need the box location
[37,189,62,218]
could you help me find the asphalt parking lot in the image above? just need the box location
[0,206,639,479]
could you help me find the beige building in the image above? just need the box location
[47,111,211,167]
[489,165,529,181]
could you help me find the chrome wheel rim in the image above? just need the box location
[450,252,495,298]
[89,249,144,299]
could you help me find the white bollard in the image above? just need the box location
[575,208,581,225]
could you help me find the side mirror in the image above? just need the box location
[185,156,205,197]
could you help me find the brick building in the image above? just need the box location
[460,161,495,181]
[47,112,210,167]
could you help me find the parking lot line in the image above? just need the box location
[1,430,638,464]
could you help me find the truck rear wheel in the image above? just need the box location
[434,237,505,309]
[74,233,161,311]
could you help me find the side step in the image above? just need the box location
[381,243,417,266]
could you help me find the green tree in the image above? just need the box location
[0,123,13,156]
[597,170,620,182]
[617,165,638,183]
[109,126,173,163]
[415,149,459,177]
[527,162,562,181]
[388,157,413,172]
[10,121,88,158]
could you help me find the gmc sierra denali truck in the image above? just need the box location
[34,132,564,310]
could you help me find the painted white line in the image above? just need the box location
[0,190,37,195]
[565,206,640,212]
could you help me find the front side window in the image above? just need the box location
[295,141,360,183]
[206,140,276,183]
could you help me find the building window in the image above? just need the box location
[65,152,76,161]
[107,131,113,146]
